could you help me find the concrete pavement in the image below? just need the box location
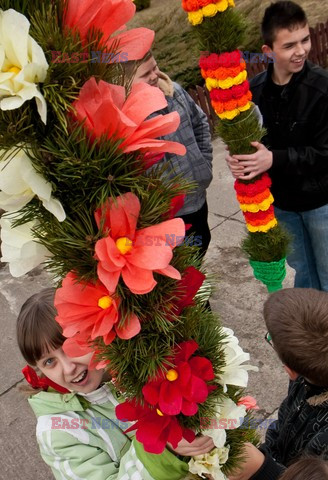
[0,137,294,479]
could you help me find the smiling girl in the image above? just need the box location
[17,288,214,480]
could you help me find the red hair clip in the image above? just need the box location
[22,365,70,394]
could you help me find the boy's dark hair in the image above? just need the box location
[280,456,328,480]
[17,288,65,366]
[262,1,308,47]
[264,288,328,386]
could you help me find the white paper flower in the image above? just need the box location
[0,216,51,277]
[189,446,230,480]
[0,148,65,222]
[219,327,258,392]
[0,9,49,123]
[202,397,247,448]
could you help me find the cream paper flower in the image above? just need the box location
[0,216,50,277]
[202,397,247,449]
[0,148,65,222]
[0,9,49,123]
[189,446,230,480]
[219,327,258,392]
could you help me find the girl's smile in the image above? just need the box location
[36,348,104,393]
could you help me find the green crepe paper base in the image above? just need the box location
[249,257,286,292]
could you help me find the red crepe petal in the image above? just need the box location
[181,399,199,416]
[189,356,215,381]
[182,427,196,443]
[174,266,206,315]
[158,381,183,415]
[142,383,160,405]
[166,417,184,449]
[176,361,192,387]
[184,375,209,404]
[175,339,199,362]
[167,194,186,219]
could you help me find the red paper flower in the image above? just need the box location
[199,51,242,70]
[167,194,186,219]
[116,399,195,454]
[73,78,186,158]
[243,205,275,226]
[64,0,154,61]
[210,81,250,102]
[234,173,272,196]
[142,340,215,416]
[94,192,184,294]
[173,266,206,315]
[55,272,141,349]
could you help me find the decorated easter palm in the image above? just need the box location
[182,0,290,293]
[0,1,258,478]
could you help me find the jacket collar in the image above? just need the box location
[301,377,328,406]
[157,70,174,97]
[264,61,309,99]
[28,382,119,417]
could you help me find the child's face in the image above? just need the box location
[263,24,311,80]
[133,56,160,87]
[36,347,104,394]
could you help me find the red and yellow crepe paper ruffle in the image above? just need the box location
[182,0,235,25]
[234,173,278,233]
[199,51,252,120]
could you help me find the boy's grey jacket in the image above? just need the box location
[149,72,213,216]
[251,376,328,479]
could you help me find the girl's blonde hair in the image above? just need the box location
[16,287,65,366]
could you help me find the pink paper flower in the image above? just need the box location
[64,0,154,60]
[95,192,184,294]
[73,78,187,158]
[55,272,141,349]
[237,396,259,411]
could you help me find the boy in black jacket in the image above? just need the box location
[226,1,328,291]
[229,288,328,480]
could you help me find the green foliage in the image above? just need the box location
[242,225,290,262]
[222,416,261,475]
[216,108,266,155]
[134,0,151,11]
[0,0,52,16]
[195,8,247,54]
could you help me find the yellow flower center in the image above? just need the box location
[98,295,113,310]
[116,237,133,255]
[166,369,179,382]
[3,65,21,75]
[156,409,164,417]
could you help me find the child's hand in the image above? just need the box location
[167,435,215,456]
[228,443,265,480]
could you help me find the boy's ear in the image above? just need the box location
[262,44,274,57]
[284,365,299,381]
